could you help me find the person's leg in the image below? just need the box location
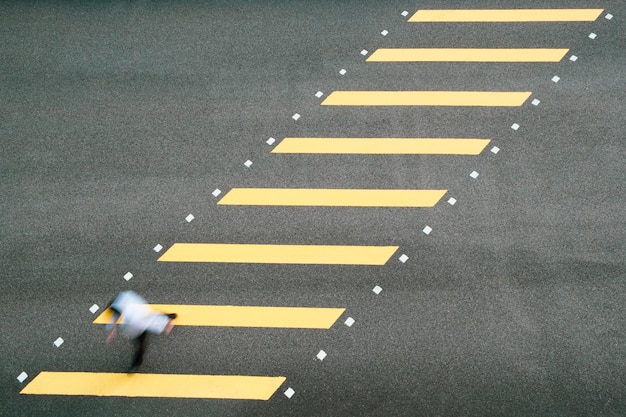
[128,332,147,372]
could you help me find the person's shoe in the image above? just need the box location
[167,313,177,319]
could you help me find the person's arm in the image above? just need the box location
[105,312,121,343]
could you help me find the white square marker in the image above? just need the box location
[448,197,457,205]
[372,285,382,295]
[284,387,295,399]
[153,244,163,253]
[266,137,276,145]
[123,272,133,281]
[344,317,355,327]
[292,113,301,121]
[185,214,195,223]
[552,75,560,83]
[532,99,541,106]
[470,171,479,179]
[569,55,578,62]
[54,337,64,348]
[399,254,409,263]
[381,30,389,36]
[423,225,433,235]
[316,350,327,361]
[605,13,613,20]
[212,188,222,197]
[339,69,347,75]
[89,304,100,314]
[244,159,253,168]
[511,123,520,131]
[491,146,501,154]
[588,33,597,39]
[315,91,324,98]
[360,49,368,56]
[17,372,28,383]
[401,11,409,17]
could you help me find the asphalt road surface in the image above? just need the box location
[2,1,625,416]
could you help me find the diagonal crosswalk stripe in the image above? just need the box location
[20,372,285,400]
[158,243,398,265]
[93,305,345,329]
[217,188,447,207]
[321,91,531,107]
[408,9,603,22]
[272,138,490,155]
[367,48,569,62]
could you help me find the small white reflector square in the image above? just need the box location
[448,197,457,205]
[185,214,195,223]
[401,11,409,17]
[345,317,355,327]
[470,171,479,179]
[569,55,578,62]
[266,137,276,145]
[339,69,347,75]
[212,188,222,197]
[284,387,295,398]
[244,160,253,168]
[372,285,382,295]
[423,225,432,235]
[552,75,560,83]
[153,244,163,253]
[17,372,28,383]
[89,304,100,314]
[292,113,300,121]
[511,123,520,131]
[315,91,324,98]
[360,49,368,56]
[123,272,133,281]
[491,146,500,154]
[381,30,389,36]
[605,13,613,20]
[399,254,409,263]
[54,337,64,347]
[316,350,327,361]
[588,33,597,39]
[531,99,540,106]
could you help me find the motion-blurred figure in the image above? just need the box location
[105,290,176,372]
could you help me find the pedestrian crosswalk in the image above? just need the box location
[21,372,286,400]
[408,9,603,22]
[271,138,491,155]
[94,305,345,329]
[367,48,569,63]
[218,188,447,207]
[320,91,531,107]
[158,243,398,265]
[20,5,606,403]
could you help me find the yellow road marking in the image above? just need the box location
[20,372,285,400]
[321,91,531,106]
[218,188,447,207]
[272,138,491,155]
[367,48,569,62]
[94,305,345,329]
[158,243,398,265]
[409,9,603,22]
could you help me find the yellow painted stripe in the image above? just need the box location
[218,188,446,207]
[409,9,603,22]
[367,48,569,62]
[93,305,345,329]
[321,91,531,106]
[20,372,285,400]
[272,138,491,155]
[158,243,398,265]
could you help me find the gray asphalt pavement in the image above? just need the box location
[2,1,625,416]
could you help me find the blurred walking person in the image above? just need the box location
[105,290,177,372]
